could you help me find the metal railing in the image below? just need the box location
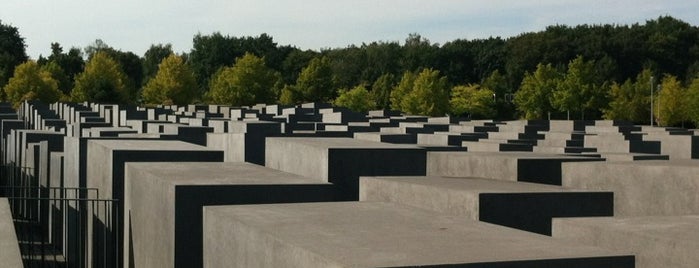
[1,165,120,268]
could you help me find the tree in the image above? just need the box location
[141,54,197,105]
[391,68,449,116]
[334,85,375,113]
[390,71,417,112]
[482,70,513,119]
[3,61,61,108]
[401,33,438,72]
[0,21,28,94]
[655,75,686,126]
[408,68,449,116]
[281,48,317,84]
[279,84,299,105]
[208,53,281,106]
[71,51,131,103]
[686,75,699,126]
[40,61,71,95]
[371,73,395,109]
[142,43,174,85]
[603,69,653,123]
[552,56,599,119]
[450,84,496,118]
[44,43,84,94]
[514,63,562,119]
[84,39,143,98]
[295,56,335,102]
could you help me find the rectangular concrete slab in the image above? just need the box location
[553,216,699,268]
[266,137,426,200]
[0,198,23,268]
[360,176,613,235]
[428,151,603,185]
[86,139,224,267]
[562,160,699,216]
[203,202,633,268]
[126,162,337,268]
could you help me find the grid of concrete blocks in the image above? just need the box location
[0,100,697,268]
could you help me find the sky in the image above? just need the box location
[2,0,699,59]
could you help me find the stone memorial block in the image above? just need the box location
[360,176,613,235]
[266,137,426,200]
[428,151,603,185]
[203,202,633,267]
[553,216,699,268]
[126,162,337,268]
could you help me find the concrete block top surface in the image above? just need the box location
[87,139,217,151]
[567,159,699,168]
[555,215,699,242]
[429,151,600,160]
[126,162,328,185]
[206,201,628,267]
[362,176,597,193]
[269,137,422,149]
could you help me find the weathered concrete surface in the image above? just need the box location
[126,162,337,268]
[360,176,613,235]
[86,139,223,267]
[265,137,426,200]
[0,198,23,268]
[562,160,699,216]
[553,216,699,268]
[427,151,602,185]
[203,202,633,268]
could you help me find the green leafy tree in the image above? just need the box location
[43,43,84,94]
[408,68,449,116]
[40,61,71,95]
[3,61,62,107]
[552,56,598,119]
[656,75,686,126]
[141,54,197,105]
[142,43,174,85]
[482,70,512,119]
[390,71,416,111]
[514,63,562,119]
[208,53,281,106]
[0,21,28,95]
[295,56,335,102]
[371,73,395,109]
[333,85,375,113]
[686,76,699,126]
[71,51,131,103]
[85,39,144,98]
[603,69,654,123]
[390,68,449,116]
[450,84,496,118]
[279,84,299,105]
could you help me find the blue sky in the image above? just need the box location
[2,0,698,59]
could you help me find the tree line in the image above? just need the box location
[1,16,699,126]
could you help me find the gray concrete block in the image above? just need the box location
[428,151,603,185]
[265,137,426,200]
[562,160,699,216]
[206,121,281,164]
[553,216,699,268]
[360,176,613,235]
[0,198,23,268]
[126,162,337,268]
[86,139,224,266]
[203,202,633,268]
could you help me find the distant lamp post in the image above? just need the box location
[650,76,654,126]
[657,85,662,126]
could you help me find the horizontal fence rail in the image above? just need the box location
[1,164,120,268]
